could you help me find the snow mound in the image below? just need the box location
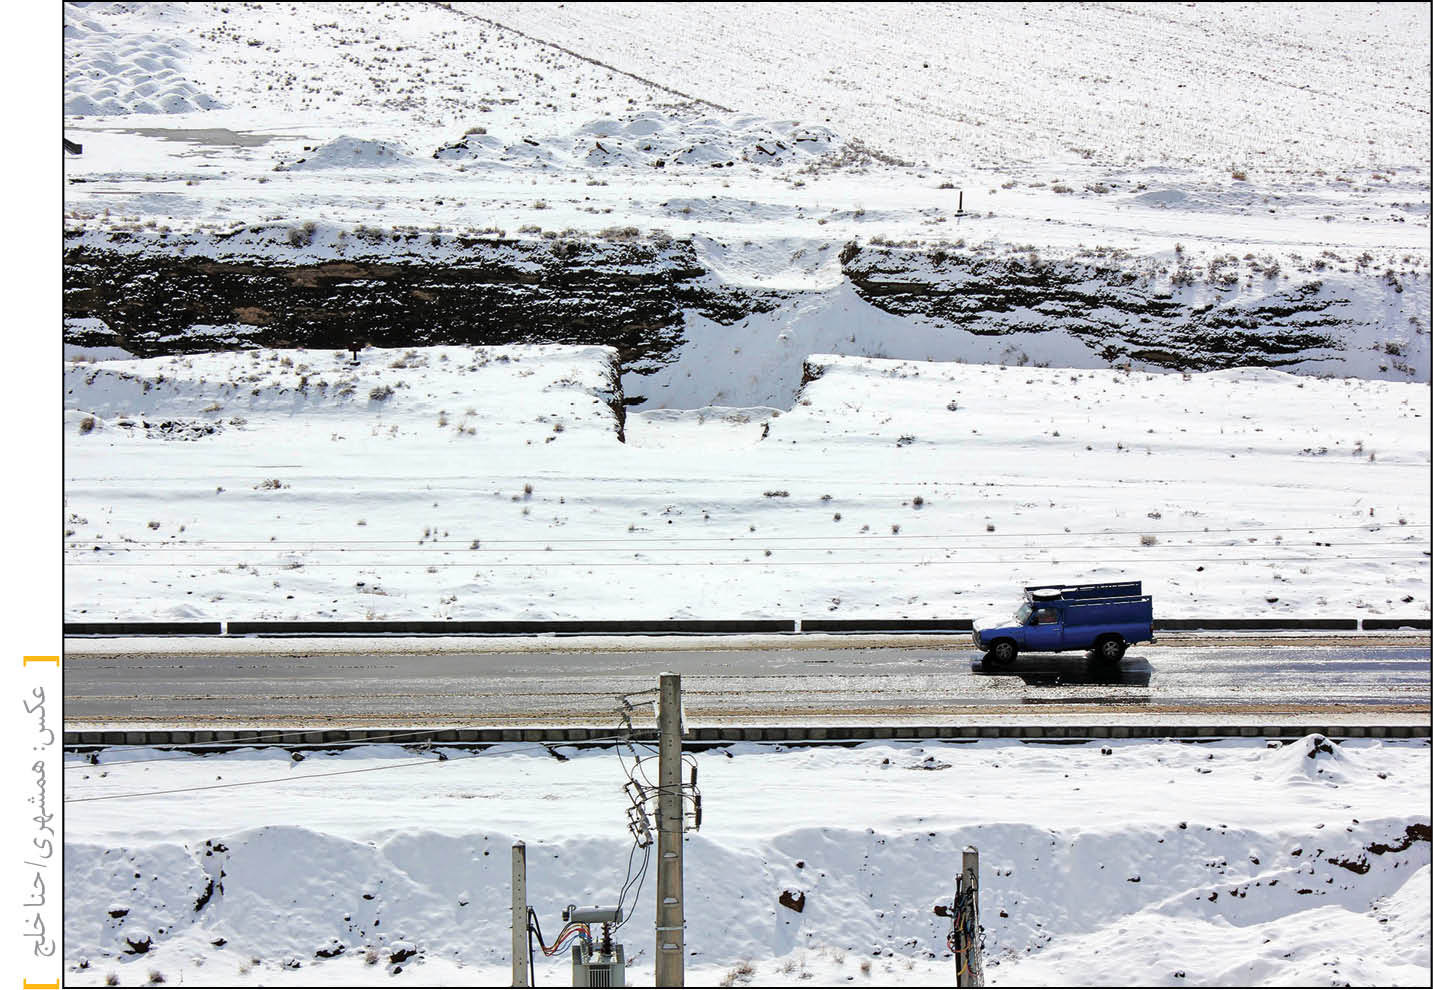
[1263,734,1365,785]
[63,5,221,116]
[61,741,1433,987]
[435,110,838,171]
[277,136,421,171]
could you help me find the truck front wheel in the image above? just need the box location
[987,640,1018,667]
[1093,636,1127,664]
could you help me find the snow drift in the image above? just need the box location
[62,736,1432,986]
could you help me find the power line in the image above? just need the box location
[66,754,445,803]
[65,735,627,803]
[64,725,494,769]
[61,468,1433,490]
[59,538,1432,554]
[62,521,1431,548]
[62,553,1431,568]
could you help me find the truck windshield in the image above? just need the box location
[1014,603,1034,625]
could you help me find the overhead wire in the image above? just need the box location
[64,734,627,803]
[611,691,665,931]
[62,553,1432,568]
[64,725,493,768]
[64,521,1430,574]
[62,520,1432,547]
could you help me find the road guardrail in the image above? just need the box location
[63,616,1429,636]
[64,722,1431,749]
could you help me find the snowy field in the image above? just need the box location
[63,735,1430,987]
[62,2,1430,401]
[61,4,1431,628]
[465,3,1430,176]
[64,345,1430,622]
[61,2,1431,227]
[54,6,1433,988]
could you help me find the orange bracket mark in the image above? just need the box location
[23,657,59,665]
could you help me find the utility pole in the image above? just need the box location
[655,672,684,987]
[512,841,528,987]
[955,845,982,988]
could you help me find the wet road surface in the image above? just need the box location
[64,641,1430,726]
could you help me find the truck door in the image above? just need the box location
[1024,606,1063,652]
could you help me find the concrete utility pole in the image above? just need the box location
[655,672,685,987]
[956,845,982,988]
[512,841,529,987]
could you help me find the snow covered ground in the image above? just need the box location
[64,345,1430,622]
[63,735,1430,987]
[465,3,1430,176]
[62,2,1431,207]
[62,2,1430,400]
[54,7,1432,988]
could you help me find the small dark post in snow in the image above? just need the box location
[349,343,362,363]
[512,841,529,987]
[958,190,964,214]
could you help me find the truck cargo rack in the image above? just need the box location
[1024,581,1143,602]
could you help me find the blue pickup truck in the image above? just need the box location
[973,581,1154,666]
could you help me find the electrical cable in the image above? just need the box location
[614,838,642,909]
[63,725,491,768]
[534,922,589,957]
[63,534,1431,554]
[64,735,627,803]
[65,753,443,803]
[612,693,666,933]
[63,521,1430,548]
[527,907,538,988]
[613,842,650,936]
[63,552,1431,568]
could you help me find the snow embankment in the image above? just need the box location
[62,736,1431,986]
[63,347,1430,623]
[62,221,1430,406]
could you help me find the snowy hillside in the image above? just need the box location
[59,4,1431,615]
[465,2,1431,176]
[62,2,1431,395]
[63,736,1431,987]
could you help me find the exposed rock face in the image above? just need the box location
[63,234,767,379]
[63,231,1424,391]
[841,243,1374,371]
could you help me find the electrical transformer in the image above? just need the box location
[571,940,625,988]
[564,905,625,989]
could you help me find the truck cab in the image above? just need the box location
[973,581,1154,666]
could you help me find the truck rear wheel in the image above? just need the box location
[987,640,1018,667]
[1093,636,1126,664]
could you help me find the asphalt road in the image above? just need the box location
[64,640,1431,726]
